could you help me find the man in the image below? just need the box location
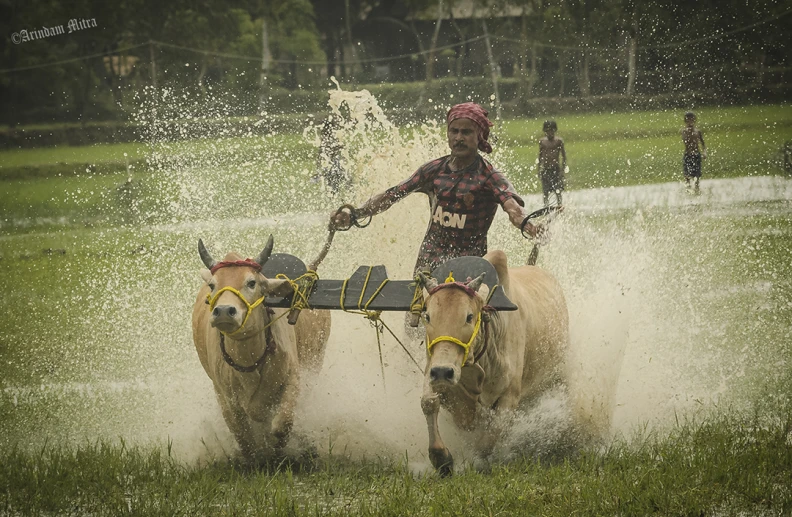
[681,111,707,195]
[330,102,540,274]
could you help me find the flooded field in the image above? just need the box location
[1,175,790,472]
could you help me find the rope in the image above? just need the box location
[409,274,426,319]
[339,267,423,381]
[276,270,318,312]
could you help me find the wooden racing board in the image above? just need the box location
[262,254,517,311]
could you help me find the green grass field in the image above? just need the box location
[1,104,789,232]
[1,104,791,515]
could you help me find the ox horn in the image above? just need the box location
[466,273,487,292]
[198,239,216,270]
[255,234,275,267]
[417,271,438,291]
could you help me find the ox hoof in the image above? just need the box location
[429,448,454,477]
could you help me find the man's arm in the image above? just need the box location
[330,160,436,229]
[330,190,395,229]
[503,197,538,237]
[699,131,707,159]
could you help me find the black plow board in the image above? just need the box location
[429,256,518,311]
[262,253,308,307]
[306,265,417,311]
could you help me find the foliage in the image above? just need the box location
[0,0,789,126]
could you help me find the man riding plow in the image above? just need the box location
[192,102,576,474]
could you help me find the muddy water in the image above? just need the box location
[1,88,790,470]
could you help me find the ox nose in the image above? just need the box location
[212,305,237,319]
[430,366,455,383]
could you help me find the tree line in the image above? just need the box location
[0,0,789,126]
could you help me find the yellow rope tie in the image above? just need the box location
[410,274,426,317]
[276,270,318,311]
[206,286,286,337]
[427,312,482,366]
[338,267,423,382]
[339,266,389,319]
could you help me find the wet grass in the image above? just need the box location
[1,404,791,515]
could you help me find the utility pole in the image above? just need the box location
[261,18,272,110]
[482,20,501,120]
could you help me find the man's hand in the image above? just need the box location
[329,207,353,230]
[523,221,549,240]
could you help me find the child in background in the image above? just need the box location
[681,111,707,195]
[538,120,567,207]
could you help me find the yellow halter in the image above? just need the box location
[206,286,267,337]
[426,312,482,366]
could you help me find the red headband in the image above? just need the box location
[210,259,262,275]
[428,281,479,299]
[447,102,494,154]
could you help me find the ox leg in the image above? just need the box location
[218,396,259,461]
[421,385,454,477]
[476,388,522,462]
[268,375,299,453]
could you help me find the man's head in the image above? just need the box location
[446,103,493,159]
[684,111,696,126]
[543,119,557,137]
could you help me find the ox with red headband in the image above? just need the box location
[330,101,543,277]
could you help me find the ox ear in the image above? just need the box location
[467,273,489,301]
[261,277,294,299]
[199,269,213,284]
[198,239,216,270]
[255,235,275,267]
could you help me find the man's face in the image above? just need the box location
[447,118,479,161]
[685,116,696,127]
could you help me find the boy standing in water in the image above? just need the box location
[681,111,707,195]
[538,120,567,207]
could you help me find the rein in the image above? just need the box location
[219,321,276,373]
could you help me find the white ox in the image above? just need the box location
[419,250,569,475]
[192,236,331,462]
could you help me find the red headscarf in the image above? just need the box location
[446,102,494,154]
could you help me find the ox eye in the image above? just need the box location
[246,280,256,289]
[466,313,474,324]
[423,313,430,324]
[208,283,216,291]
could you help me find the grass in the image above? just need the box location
[1,407,790,515]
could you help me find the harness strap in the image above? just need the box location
[219,322,276,373]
